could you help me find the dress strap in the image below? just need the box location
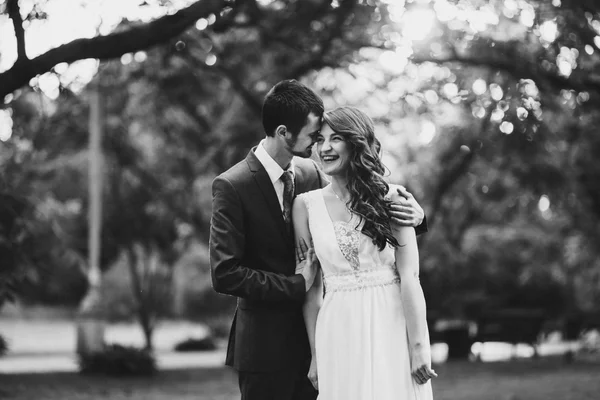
[297,189,321,214]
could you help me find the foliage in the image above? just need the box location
[2,0,389,311]
[77,344,156,377]
[0,191,25,307]
[308,0,600,318]
[100,255,173,322]
[0,126,89,306]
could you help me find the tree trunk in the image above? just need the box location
[127,245,154,351]
[444,326,473,360]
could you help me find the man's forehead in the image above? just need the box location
[306,112,322,127]
[307,111,321,121]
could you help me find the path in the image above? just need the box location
[0,318,226,374]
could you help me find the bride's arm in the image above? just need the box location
[292,196,323,389]
[392,194,437,384]
[303,271,323,389]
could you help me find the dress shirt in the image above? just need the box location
[254,139,296,212]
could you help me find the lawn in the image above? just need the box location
[1,358,599,400]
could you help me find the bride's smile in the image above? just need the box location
[317,124,350,175]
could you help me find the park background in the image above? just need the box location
[1,0,599,399]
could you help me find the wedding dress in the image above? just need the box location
[298,189,433,400]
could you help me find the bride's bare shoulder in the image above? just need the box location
[386,184,405,202]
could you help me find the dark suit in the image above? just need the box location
[210,148,327,400]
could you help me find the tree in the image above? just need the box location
[0,189,27,307]
[0,0,227,99]
[1,0,392,311]
[0,0,387,101]
[293,1,600,318]
[401,0,600,316]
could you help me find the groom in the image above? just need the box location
[210,79,426,400]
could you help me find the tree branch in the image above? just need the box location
[6,0,27,64]
[177,41,263,115]
[289,0,357,78]
[215,64,262,114]
[561,0,600,15]
[411,43,600,104]
[0,0,228,99]
[426,106,493,230]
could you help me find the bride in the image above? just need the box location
[292,107,436,400]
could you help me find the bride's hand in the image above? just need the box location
[307,356,318,390]
[410,343,437,385]
[295,238,318,291]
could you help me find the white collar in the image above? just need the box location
[255,139,295,185]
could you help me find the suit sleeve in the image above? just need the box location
[312,159,330,189]
[209,176,306,303]
[415,215,428,236]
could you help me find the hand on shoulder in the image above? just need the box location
[386,184,406,203]
[385,184,425,229]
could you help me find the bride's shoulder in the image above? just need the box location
[299,187,324,198]
[295,188,323,210]
[386,184,405,202]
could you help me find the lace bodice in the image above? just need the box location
[333,221,361,271]
[297,189,399,293]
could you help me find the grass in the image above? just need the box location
[1,358,599,400]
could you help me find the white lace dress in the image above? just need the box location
[298,189,433,400]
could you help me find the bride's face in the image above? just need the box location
[316,124,351,176]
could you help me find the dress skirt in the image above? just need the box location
[315,281,433,400]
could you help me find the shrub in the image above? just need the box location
[78,344,156,377]
[183,287,236,319]
[0,334,8,357]
[174,336,218,352]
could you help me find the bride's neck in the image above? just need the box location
[330,177,350,202]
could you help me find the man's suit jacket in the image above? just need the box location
[210,148,328,372]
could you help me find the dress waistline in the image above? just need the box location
[324,266,400,293]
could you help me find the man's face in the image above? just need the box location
[285,112,322,158]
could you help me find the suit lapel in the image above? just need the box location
[246,148,290,240]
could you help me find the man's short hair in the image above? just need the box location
[262,80,324,137]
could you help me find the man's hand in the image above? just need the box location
[388,186,424,228]
[295,238,318,291]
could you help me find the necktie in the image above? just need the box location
[280,170,295,232]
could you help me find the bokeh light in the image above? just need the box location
[538,195,551,212]
[400,7,437,41]
[499,121,514,134]
[539,20,559,43]
[419,119,436,145]
[0,108,13,141]
[472,79,487,96]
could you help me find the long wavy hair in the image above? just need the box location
[322,107,400,250]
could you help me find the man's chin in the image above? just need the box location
[291,149,312,158]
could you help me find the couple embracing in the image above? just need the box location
[210,80,436,400]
